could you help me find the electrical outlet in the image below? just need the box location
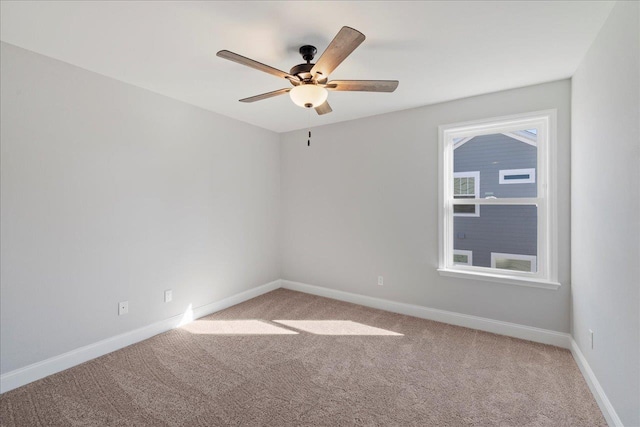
[589,329,594,349]
[378,276,384,286]
[118,301,129,316]
[164,289,173,303]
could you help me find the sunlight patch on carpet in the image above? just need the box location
[180,320,299,335]
[273,320,403,336]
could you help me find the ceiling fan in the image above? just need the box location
[216,26,399,115]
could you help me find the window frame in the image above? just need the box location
[437,110,559,290]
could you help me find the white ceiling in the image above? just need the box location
[1,1,614,133]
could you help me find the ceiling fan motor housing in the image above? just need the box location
[290,45,320,83]
[299,45,317,62]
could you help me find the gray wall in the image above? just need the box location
[454,134,537,268]
[571,1,640,425]
[0,43,281,374]
[281,79,571,333]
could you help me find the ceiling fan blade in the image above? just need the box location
[310,27,365,79]
[326,80,399,92]
[315,101,333,115]
[217,50,300,82]
[239,88,291,103]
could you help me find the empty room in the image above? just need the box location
[1,1,638,426]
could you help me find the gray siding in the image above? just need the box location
[455,205,537,267]
[453,134,537,268]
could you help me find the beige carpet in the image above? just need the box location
[1,289,605,426]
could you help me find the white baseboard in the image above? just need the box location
[4,278,618,427]
[281,280,571,349]
[0,279,281,394]
[570,339,623,427]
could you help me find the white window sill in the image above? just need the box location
[437,268,561,290]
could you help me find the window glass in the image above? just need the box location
[453,130,537,198]
[453,205,537,272]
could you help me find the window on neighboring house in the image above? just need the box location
[453,249,473,265]
[438,110,558,289]
[453,171,479,217]
[491,252,537,272]
[499,168,536,184]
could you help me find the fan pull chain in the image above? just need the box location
[307,108,311,146]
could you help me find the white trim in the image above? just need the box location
[437,268,560,290]
[499,168,536,184]
[0,279,282,394]
[438,111,553,139]
[570,339,623,427]
[281,280,570,348]
[491,252,538,273]
[452,197,540,205]
[453,249,473,265]
[438,110,558,285]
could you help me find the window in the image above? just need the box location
[491,253,537,272]
[453,171,479,216]
[499,168,536,184]
[438,110,558,289]
[453,250,473,265]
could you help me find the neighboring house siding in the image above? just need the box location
[453,134,537,268]
[455,205,537,268]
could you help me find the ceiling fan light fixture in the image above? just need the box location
[289,84,328,109]
[218,27,397,115]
